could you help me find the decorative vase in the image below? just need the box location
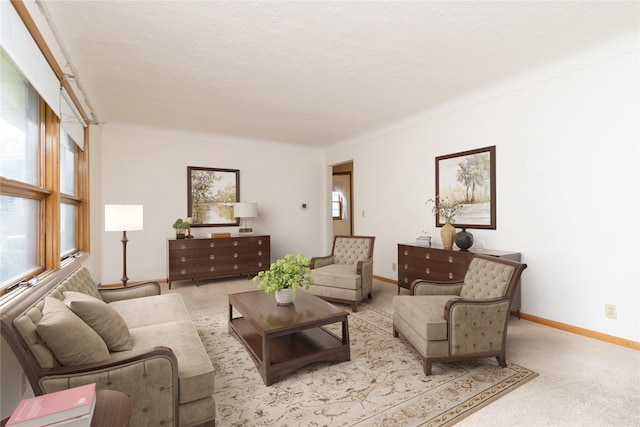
[274,289,296,306]
[176,232,186,239]
[440,222,456,250]
[454,228,474,251]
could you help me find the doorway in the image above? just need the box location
[332,161,353,237]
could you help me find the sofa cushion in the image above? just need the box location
[108,293,192,329]
[127,320,215,404]
[36,297,110,366]
[64,291,133,351]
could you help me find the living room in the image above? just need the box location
[1,1,638,425]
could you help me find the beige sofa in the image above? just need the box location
[0,260,215,427]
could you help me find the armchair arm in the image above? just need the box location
[410,279,464,296]
[310,255,334,269]
[444,298,511,355]
[99,281,161,303]
[356,258,374,295]
[38,346,179,427]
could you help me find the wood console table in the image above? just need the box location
[167,235,270,288]
[397,243,522,315]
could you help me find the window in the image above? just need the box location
[0,47,89,291]
[332,192,343,220]
[0,50,42,285]
[60,128,77,257]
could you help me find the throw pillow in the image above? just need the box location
[36,297,110,366]
[63,291,133,351]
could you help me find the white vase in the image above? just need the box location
[275,289,296,306]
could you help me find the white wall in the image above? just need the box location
[97,125,328,285]
[327,50,639,342]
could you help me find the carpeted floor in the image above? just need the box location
[194,303,537,426]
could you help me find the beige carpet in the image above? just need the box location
[194,303,537,426]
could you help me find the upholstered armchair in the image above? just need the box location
[393,254,527,375]
[309,235,375,312]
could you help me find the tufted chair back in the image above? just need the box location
[333,236,374,264]
[460,257,516,300]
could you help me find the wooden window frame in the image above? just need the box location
[0,2,90,293]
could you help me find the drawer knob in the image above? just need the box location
[209,242,215,248]
[403,264,408,270]
[258,251,262,256]
[210,254,215,260]
[448,256,453,263]
[233,264,238,269]
[180,256,187,262]
[425,268,430,274]
[426,254,430,259]
[258,240,263,245]
[233,241,238,246]
[233,253,238,258]
[403,250,409,256]
[449,272,454,279]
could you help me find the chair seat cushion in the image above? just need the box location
[125,320,215,404]
[393,295,460,341]
[311,264,361,290]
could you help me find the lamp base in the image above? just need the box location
[238,228,253,235]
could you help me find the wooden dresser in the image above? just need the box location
[167,235,270,288]
[397,243,522,315]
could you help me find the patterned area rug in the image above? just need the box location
[195,304,537,426]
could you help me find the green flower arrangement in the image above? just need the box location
[426,196,464,223]
[253,254,314,294]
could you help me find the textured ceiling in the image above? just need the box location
[38,1,638,148]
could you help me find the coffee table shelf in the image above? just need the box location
[228,290,350,386]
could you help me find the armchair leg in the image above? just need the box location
[351,302,358,312]
[496,354,507,368]
[393,328,399,338]
[424,359,433,376]
[368,292,372,299]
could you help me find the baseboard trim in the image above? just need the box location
[518,312,639,351]
[375,275,639,351]
[374,275,397,285]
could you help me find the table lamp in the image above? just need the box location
[105,204,143,286]
[234,202,258,235]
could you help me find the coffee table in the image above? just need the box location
[228,289,350,386]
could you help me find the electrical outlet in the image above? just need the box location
[392,263,397,272]
[605,304,617,319]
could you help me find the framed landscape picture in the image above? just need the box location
[435,146,496,229]
[187,166,240,227]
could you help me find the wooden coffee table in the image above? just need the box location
[228,289,350,386]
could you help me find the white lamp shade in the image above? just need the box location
[105,205,144,231]
[233,202,258,218]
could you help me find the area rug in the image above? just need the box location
[194,304,537,426]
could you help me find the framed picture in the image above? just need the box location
[187,166,240,227]
[435,146,496,229]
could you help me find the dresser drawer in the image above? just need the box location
[198,262,247,277]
